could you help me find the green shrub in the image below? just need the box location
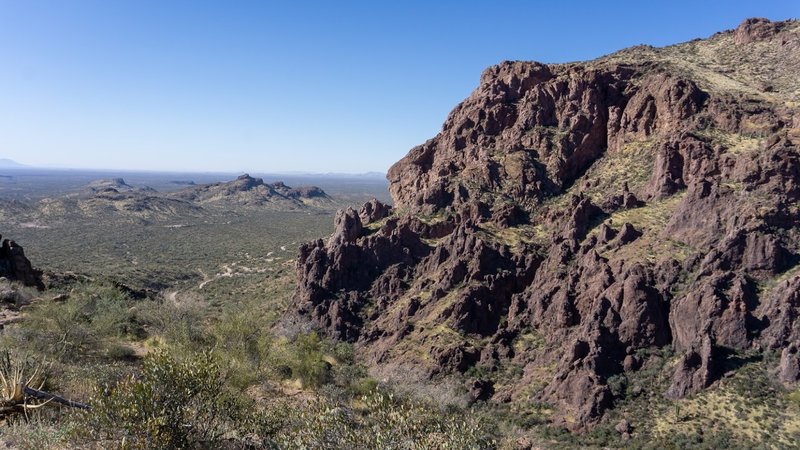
[206,306,273,389]
[134,294,210,352]
[9,283,139,361]
[607,373,628,398]
[79,350,249,449]
[285,332,332,389]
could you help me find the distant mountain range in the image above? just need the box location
[262,171,386,179]
[0,158,26,168]
[15,174,334,222]
[0,160,386,179]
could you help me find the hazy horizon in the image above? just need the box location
[0,158,387,177]
[1,1,797,173]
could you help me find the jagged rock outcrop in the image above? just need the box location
[665,328,718,399]
[777,343,800,387]
[292,19,800,429]
[733,17,790,45]
[359,198,392,223]
[0,235,42,288]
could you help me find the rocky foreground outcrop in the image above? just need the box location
[0,235,42,288]
[293,19,800,429]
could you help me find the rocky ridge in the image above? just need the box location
[172,174,330,208]
[293,18,800,429]
[86,178,137,193]
[4,176,332,224]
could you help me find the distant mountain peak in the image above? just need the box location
[86,178,134,192]
[173,175,329,207]
[0,158,27,168]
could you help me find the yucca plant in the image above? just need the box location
[0,351,88,422]
[0,351,49,420]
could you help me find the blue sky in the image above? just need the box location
[0,1,797,173]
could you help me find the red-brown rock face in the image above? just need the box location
[293,19,800,429]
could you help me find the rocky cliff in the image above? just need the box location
[293,18,800,429]
[0,234,42,288]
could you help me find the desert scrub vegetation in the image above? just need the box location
[78,350,254,449]
[4,282,143,362]
[647,350,800,448]
[274,391,495,449]
[1,302,500,449]
[139,291,360,393]
[70,349,497,449]
[0,208,336,293]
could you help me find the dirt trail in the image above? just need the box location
[165,246,284,297]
